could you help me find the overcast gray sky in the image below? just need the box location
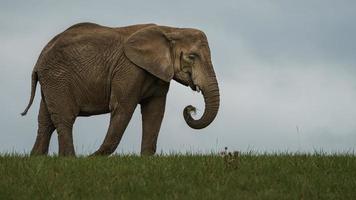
[1,0,356,155]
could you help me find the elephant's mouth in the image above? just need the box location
[187,72,201,93]
[189,84,201,93]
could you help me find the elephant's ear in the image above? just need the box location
[124,26,173,82]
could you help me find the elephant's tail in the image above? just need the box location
[21,71,38,116]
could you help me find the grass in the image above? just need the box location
[0,153,355,199]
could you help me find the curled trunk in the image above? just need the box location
[183,74,220,129]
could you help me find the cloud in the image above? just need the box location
[0,1,355,154]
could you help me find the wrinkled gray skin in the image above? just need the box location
[22,23,220,156]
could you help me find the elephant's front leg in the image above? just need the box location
[140,96,167,155]
[92,102,137,156]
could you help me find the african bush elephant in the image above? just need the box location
[22,22,220,156]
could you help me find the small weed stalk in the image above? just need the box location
[220,147,240,169]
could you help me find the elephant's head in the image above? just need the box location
[124,25,220,129]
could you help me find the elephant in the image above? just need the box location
[21,22,220,156]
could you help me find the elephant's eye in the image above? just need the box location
[188,54,198,61]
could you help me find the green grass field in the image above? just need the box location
[0,153,355,199]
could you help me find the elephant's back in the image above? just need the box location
[35,22,153,72]
[36,23,123,72]
[65,22,101,30]
[48,23,122,55]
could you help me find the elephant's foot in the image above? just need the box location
[30,149,48,156]
[57,135,76,157]
[30,136,51,156]
[30,144,48,156]
[140,148,156,156]
[140,151,155,156]
[90,148,114,156]
[59,149,75,157]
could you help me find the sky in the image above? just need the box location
[1,0,356,155]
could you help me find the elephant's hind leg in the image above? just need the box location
[49,110,76,156]
[92,102,137,156]
[31,99,55,156]
[43,93,78,156]
[38,68,80,156]
[54,119,76,156]
[48,108,77,156]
